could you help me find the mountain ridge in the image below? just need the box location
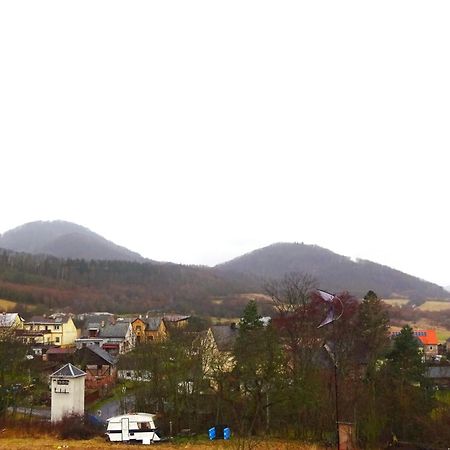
[216,242,448,301]
[0,220,145,262]
[0,221,447,305]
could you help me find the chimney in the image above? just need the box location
[101,320,105,328]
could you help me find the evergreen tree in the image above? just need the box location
[382,324,431,441]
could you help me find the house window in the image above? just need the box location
[55,325,60,330]
[55,337,60,343]
[430,346,433,350]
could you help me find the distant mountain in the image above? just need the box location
[0,221,145,262]
[216,242,449,301]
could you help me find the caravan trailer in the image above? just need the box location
[106,413,161,445]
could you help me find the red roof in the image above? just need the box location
[415,329,438,345]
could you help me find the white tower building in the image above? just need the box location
[50,363,86,422]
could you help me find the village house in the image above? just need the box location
[390,329,439,360]
[74,345,118,390]
[98,322,135,355]
[163,314,191,329]
[210,324,239,373]
[0,312,25,332]
[426,365,450,389]
[131,316,168,343]
[22,315,78,347]
[45,346,77,363]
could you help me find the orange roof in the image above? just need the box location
[415,329,438,345]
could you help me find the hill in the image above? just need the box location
[0,221,145,262]
[216,242,449,301]
[0,249,259,316]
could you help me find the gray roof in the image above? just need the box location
[51,363,86,378]
[211,325,238,351]
[27,315,69,324]
[164,314,190,322]
[86,345,117,366]
[116,317,134,323]
[146,317,163,331]
[0,313,23,328]
[426,366,450,379]
[99,322,130,338]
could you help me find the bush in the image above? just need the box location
[56,413,102,440]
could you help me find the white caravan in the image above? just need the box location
[106,413,161,445]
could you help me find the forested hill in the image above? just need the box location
[0,249,259,316]
[216,242,449,301]
[0,221,145,262]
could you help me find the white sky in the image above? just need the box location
[1,1,449,286]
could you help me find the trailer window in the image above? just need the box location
[137,422,151,431]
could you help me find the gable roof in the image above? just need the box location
[391,329,438,346]
[415,329,438,345]
[0,312,23,327]
[146,317,163,331]
[27,315,70,325]
[77,345,117,366]
[51,363,86,378]
[99,322,130,338]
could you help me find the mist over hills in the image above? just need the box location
[0,221,145,262]
[216,242,448,301]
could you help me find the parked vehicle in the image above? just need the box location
[106,412,161,444]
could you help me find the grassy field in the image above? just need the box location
[0,298,17,311]
[418,300,450,311]
[0,435,323,450]
[382,298,410,307]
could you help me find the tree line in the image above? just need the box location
[0,250,258,315]
[118,274,450,448]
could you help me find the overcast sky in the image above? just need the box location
[1,1,449,286]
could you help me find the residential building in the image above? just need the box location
[0,312,24,332]
[98,322,135,355]
[23,315,78,347]
[390,329,439,360]
[163,314,190,328]
[74,345,118,390]
[132,317,167,343]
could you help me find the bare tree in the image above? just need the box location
[264,272,317,315]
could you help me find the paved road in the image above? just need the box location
[91,394,135,420]
[7,406,50,419]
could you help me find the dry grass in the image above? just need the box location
[418,300,450,312]
[0,435,324,450]
[382,298,410,307]
[238,293,273,304]
[0,298,17,311]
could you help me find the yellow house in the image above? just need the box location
[24,315,78,347]
[131,317,168,343]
